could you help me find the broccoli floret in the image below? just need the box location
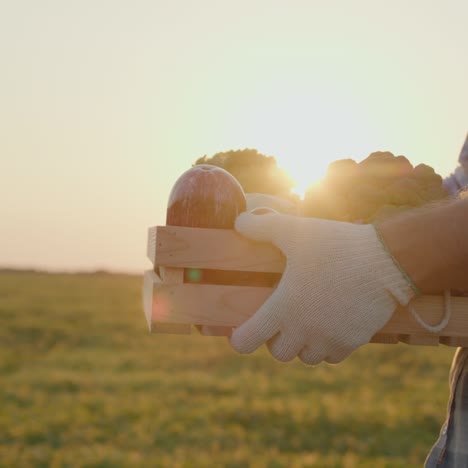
[372,204,416,221]
[422,185,449,202]
[302,184,350,221]
[301,152,446,223]
[359,152,412,183]
[385,180,423,206]
[373,204,402,221]
[325,159,359,192]
[394,156,413,176]
[413,163,436,178]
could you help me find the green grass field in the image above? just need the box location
[0,271,456,467]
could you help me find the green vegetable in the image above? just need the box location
[302,151,448,222]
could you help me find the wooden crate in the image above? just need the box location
[143,225,468,347]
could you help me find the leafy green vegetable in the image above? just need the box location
[302,152,448,222]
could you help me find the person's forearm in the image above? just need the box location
[378,198,468,294]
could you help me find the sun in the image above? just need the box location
[280,157,330,199]
[224,77,382,199]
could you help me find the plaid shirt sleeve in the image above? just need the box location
[425,134,468,467]
[425,349,468,467]
[443,134,468,196]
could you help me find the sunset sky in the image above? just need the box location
[1,0,467,273]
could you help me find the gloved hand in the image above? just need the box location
[230,212,417,365]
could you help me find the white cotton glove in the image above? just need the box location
[231,212,416,365]
[245,193,298,215]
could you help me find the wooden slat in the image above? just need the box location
[160,266,184,283]
[369,333,399,344]
[144,274,468,344]
[439,337,468,347]
[150,226,286,273]
[150,282,271,326]
[147,227,158,265]
[144,225,468,346]
[143,270,157,330]
[151,322,192,334]
[385,296,468,337]
[196,325,233,337]
[143,270,191,334]
[399,334,440,346]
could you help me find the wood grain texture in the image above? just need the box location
[399,334,440,346]
[144,275,468,345]
[160,266,184,283]
[369,333,399,344]
[439,337,468,347]
[150,225,285,273]
[143,270,191,334]
[147,227,158,265]
[144,225,468,346]
[149,282,271,326]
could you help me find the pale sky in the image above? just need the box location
[1,0,467,273]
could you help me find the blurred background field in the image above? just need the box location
[0,271,455,467]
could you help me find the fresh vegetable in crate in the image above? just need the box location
[166,164,247,229]
[301,152,449,223]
